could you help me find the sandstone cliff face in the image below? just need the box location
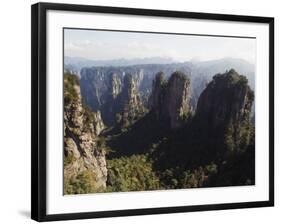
[80,67,142,109]
[80,67,146,126]
[118,74,145,127]
[165,72,191,129]
[79,64,193,124]
[63,73,107,194]
[195,69,254,152]
[108,73,122,99]
[92,111,105,136]
[150,72,166,117]
[78,60,255,126]
[151,71,191,129]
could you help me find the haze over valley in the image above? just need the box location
[63,29,256,194]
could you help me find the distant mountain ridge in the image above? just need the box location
[64,56,178,74]
[65,56,255,90]
[76,58,255,124]
[65,56,254,71]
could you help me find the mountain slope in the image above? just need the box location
[63,72,107,194]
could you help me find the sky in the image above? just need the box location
[64,28,256,64]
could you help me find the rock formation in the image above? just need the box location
[108,73,122,99]
[92,111,105,136]
[80,67,140,112]
[117,74,146,127]
[150,72,166,117]
[150,71,191,129]
[63,73,107,194]
[80,67,147,126]
[79,64,193,124]
[195,69,254,152]
[77,59,255,125]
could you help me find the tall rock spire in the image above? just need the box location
[63,73,107,194]
[150,71,191,129]
[195,69,254,152]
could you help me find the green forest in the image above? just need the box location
[63,68,255,195]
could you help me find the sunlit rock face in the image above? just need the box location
[63,73,107,194]
[151,71,191,129]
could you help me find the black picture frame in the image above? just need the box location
[31,2,274,222]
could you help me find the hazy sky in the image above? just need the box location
[64,29,256,64]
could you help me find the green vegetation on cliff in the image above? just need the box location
[64,69,255,194]
[64,72,107,195]
[64,71,80,107]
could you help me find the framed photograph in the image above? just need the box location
[31,2,274,222]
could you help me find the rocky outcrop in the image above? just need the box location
[80,64,192,124]
[166,72,191,129]
[92,111,105,136]
[63,73,107,194]
[80,67,146,126]
[117,74,146,127]
[109,73,122,99]
[150,72,166,116]
[195,69,254,152]
[78,59,255,126]
[150,71,191,129]
[80,67,142,111]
